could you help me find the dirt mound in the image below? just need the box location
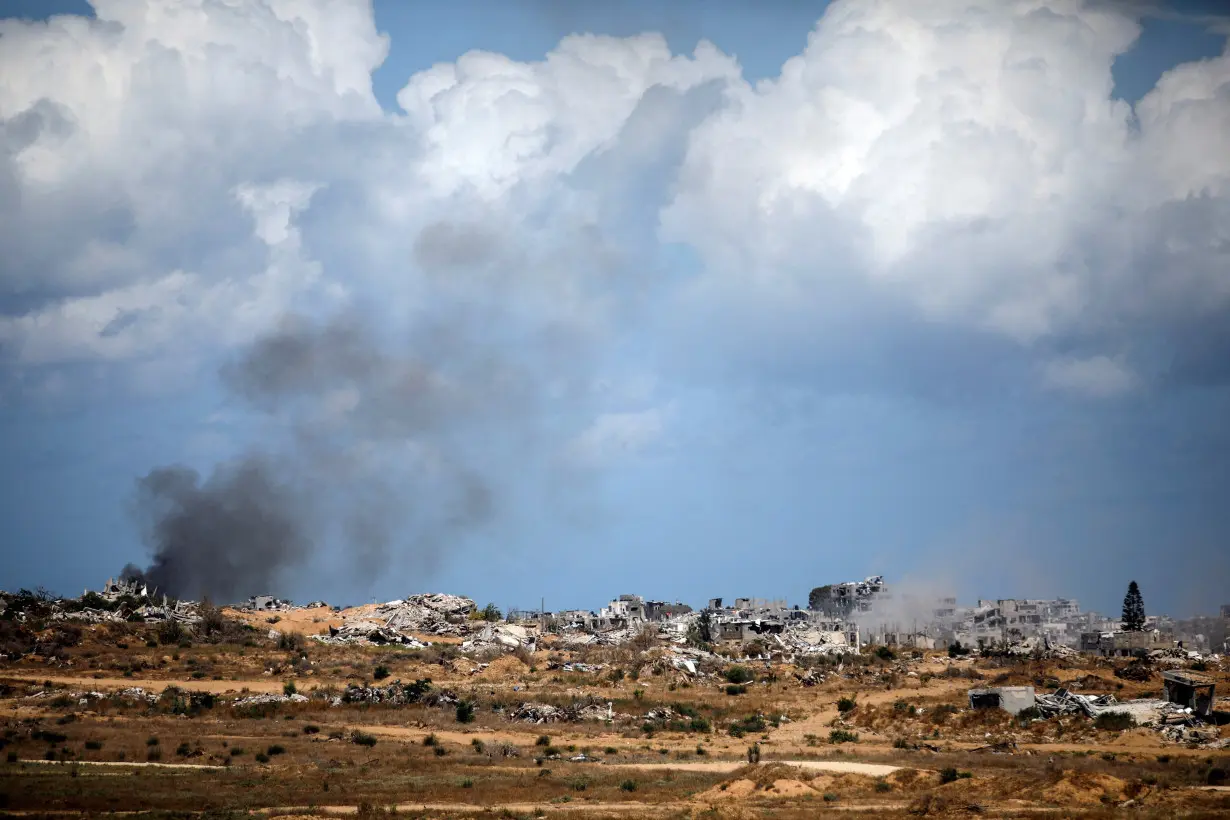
[476,655,530,680]
[698,763,820,801]
[1042,770,1126,806]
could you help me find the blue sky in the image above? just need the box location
[1,0,1228,617]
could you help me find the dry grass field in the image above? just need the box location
[2,609,1228,819]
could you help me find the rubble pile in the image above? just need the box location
[991,636,1079,659]
[233,692,308,707]
[313,623,429,648]
[312,593,476,646]
[509,700,616,724]
[336,680,434,706]
[774,625,852,656]
[379,594,476,635]
[1034,688,1187,726]
[461,624,536,653]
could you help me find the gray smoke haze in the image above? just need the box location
[127,291,587,602]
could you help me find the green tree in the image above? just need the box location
[1121,580,1146,632]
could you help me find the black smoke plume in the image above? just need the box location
[125,293,590,603]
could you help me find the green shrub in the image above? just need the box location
[422,734,438,747]
[302,725,320,735]
[535,735,550,746]
[84,740,103,751]
[146,736,159,747]
[837,696,856,713]
[939,767,972,784]
[875,645,896,661]
[352,732,377,747]
[373,665,390,681]
[620,779,638,792]
[282,680,297,696]
[455,701,476,724]
[266,744,286,756]
[254,752,270,763]
[725,684,748,696]
[724,666,753,685]
[829,729,859,744]
[875,780,892,793]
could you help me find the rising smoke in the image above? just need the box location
[125,288,590,602]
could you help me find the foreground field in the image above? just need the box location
[2,614,1228,818]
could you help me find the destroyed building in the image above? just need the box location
[1080,629,1176,656]
[969,686,1037,716]
[1162,671,1216,718]
[808,576,886,617]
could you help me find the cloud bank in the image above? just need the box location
[2,0,1228,595]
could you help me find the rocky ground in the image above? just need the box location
[1,599,1228,818]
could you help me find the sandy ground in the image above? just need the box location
[604,759,903,776]
[0,673,288,694]
[16,759,225,770]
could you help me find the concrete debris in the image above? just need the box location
[312,623,429,648]
[314,593,475,647]
[461,623,536,653]
[509,700,616,724]
[243,595,295,612]
[378,593,476,635]
[1033,688,1186,726]
[232,693,308,707]
[969,686,1037,716]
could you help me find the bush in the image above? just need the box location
[433,746,448,757]
[283,680,297,696]
[460,777,474,788]
[373,665,390,681]
[84,740,103,751]
[254,752,270,764]
[939,767,972,784]
[536,735,550,747]
[837,696,857,713]
[278,632,306,652]
[230,748,245,757]
[266,744,286,756]
[620,779,638,792]
[725,684,748,696]
[947,641,971,658]
[829,729,859,744]
[875,780,892,793]
[1094,711,1135,732]
[351,732,378,747]
[302,725,320,735]
[724,666,753,685]
[875,645,896,661]
[156,619,185,646]
[727,715,768,737]
[689,716,712,733]
[423,734,439,747]
[146,736,160,747]
[455,701,476,724]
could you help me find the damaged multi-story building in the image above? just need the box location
[808,576,886,618]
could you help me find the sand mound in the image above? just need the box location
[699,778,757,801]
[476,655,530,680]
[1043,770,1126,806]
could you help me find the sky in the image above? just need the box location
[1,0,1228,618]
